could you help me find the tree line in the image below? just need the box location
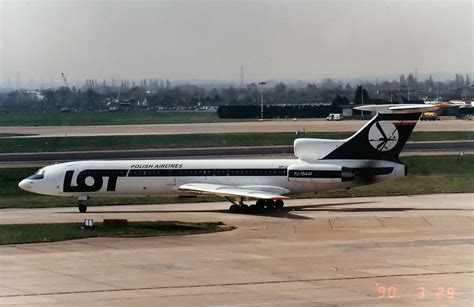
[0,73,472,111]
[217,95,349,119]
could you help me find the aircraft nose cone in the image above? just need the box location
[18,179,31,191]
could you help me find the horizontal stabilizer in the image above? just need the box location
[355,103,459,114]
[320,108,424,162]
[178,183,289,200]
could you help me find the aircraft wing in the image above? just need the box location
[178,183,289,200]
[355,103,459,114]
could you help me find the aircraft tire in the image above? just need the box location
[256,199,265,209]
[229,204,240,213]
[78,204,87,213]
[265,199,275,210]
[275,199,284,209]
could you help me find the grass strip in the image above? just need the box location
[0,155,472,209]
[0,133,32,137]
[0,221,232,245]
[0,111,236,126]
[3,131,473,153]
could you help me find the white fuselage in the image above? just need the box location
[18,158,405,198]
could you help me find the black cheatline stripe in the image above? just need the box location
[288,167,394,179]
[79,169,128,176]
[128,168,288,177]
[288,170,342,178]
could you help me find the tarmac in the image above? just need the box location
[1,119,472,137]
[0,193,473,306]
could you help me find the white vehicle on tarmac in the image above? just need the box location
[326,113,343,121]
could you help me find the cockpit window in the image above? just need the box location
[27,169,45,180]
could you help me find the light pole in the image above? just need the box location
[258,81,266,120]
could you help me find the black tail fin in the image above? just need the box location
[322,110,421,162]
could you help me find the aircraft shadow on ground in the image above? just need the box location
[296,207,472,212]
[69,208,312,220]
[61,200,471,220]
[58,201,363,220]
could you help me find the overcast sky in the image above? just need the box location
[0,0,472,87]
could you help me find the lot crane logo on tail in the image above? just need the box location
[368,121,399,152]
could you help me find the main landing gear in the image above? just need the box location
[227,198,285,214]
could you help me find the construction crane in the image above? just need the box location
[60,73,69,89]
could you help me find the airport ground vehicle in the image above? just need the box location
[326,113,343,121]
[420,112,438,121]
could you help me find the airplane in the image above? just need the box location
[448,100,473,106]
[424,99,467,106]
[18,104,452,214]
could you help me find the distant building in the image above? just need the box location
[26,90,44,101]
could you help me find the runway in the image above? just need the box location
[1,119,472,137]
[1,193,473,306]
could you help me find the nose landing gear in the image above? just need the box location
[78,201,87,213]
[77,196,89,213]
